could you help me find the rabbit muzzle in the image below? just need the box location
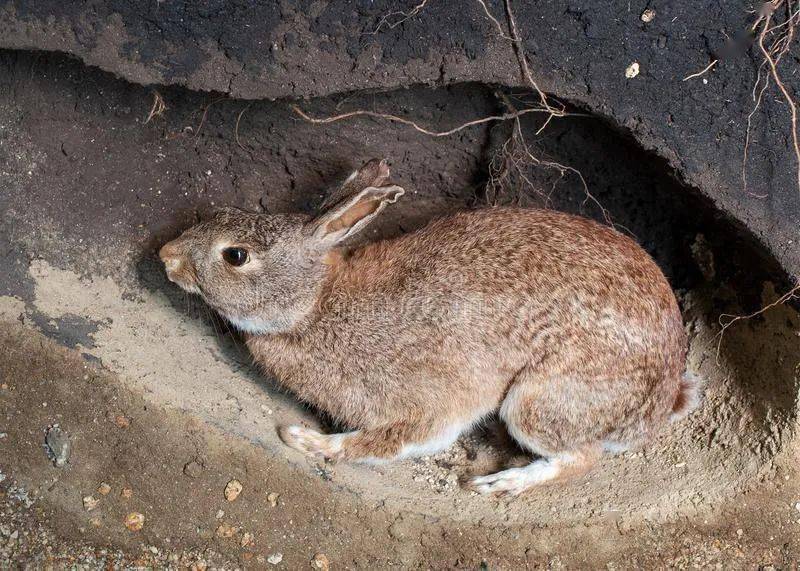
[159,239,199,293]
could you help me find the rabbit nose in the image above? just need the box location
[159,241,184,274]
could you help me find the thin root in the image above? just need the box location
[743,0,800,196]
[682,59,718,81]
[715,282,800,364]
[145,91,167,124]
[291,104,556,137]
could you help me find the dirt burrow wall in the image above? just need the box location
[1,48,799,529]
[1,0,799,282]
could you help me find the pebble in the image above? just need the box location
[124,512,145,532]
[267,492,279,507]
[240,532,254,547]
[97,483,111,496]
[215,523,238,538]
[82,496,100,512]
[640,8,656,22]
[45,425,71,468]
[215,509,225,520]
[795,502,800,512]
[311,553,330,570]
[267,552,283,565]
[224,479,243,502]
[183,461,204,478]
[120,488,133,499]
[736,528,744,537]
[114,415,130,429]
[625,62,640,79]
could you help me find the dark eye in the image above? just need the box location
[222,247,249,267]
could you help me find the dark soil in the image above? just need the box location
[2,0,799,280]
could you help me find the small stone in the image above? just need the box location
[736,528,744,537]
[240,532,255,547]
[311,553,330,570]
[267,552,283,565]
[114,415,130,429]
[640,8,656,22]
[674,462,686,468]
[45,425,71,467]
[183,461,204,478]
[795,501,800,512]
[216,523,238,538]
[89,517,102,527]
[625,62,640,79]
[267,492,279,507]
[124,512,145,532]
[83,496,100,512]
[120,488,133,499]
[215,509,225,520]
[224,479,243,502]
[97,483,112,496]
[190,561,207,571]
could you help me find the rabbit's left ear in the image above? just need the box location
[308,184,405,245]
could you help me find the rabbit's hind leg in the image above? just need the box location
[469,446,600,496]
[278,420,466,463]
[469,366,609,495]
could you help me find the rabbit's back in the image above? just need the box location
[253,208,685,433]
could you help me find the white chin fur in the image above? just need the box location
[225,315,284,335]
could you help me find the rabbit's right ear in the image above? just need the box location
[308,184,405,245]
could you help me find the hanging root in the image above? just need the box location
[297,0,608,222]
[715,281,800,363]
[291,104,557,137]
[485,92,615,227]
[743,0,800,196]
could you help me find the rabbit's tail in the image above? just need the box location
[669,372,703,423]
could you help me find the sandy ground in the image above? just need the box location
[1,261,800,568]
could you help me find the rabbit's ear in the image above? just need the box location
[309,184,405,244]
[320,159,391,211]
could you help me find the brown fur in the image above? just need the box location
[160,159,695,494]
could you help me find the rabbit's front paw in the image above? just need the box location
[277,425,344,460]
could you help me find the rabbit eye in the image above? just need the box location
[222,247,249,267]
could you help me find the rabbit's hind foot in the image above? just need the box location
[468,446,599,496]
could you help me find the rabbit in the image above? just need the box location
[159,158,700,495]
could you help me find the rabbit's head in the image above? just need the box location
[159,159,404,334]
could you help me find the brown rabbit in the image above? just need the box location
[160,159,700,495]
